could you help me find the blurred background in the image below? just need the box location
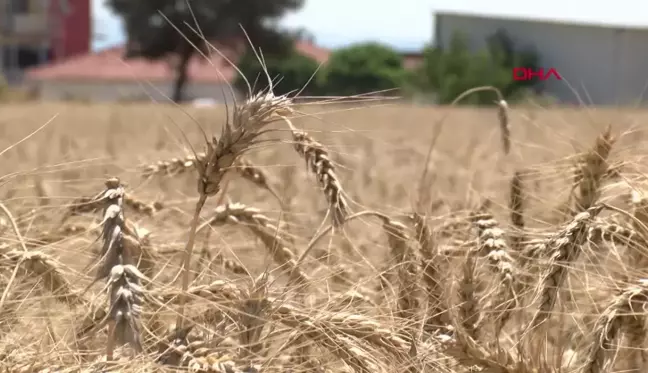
[1,0,647,106]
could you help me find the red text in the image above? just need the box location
[512,67,562,81]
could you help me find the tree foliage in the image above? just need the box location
[318,42,407,96]
[105,0,305,102]
[410,30,539,104]
[234,46,322,97]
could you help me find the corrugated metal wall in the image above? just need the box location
[435,12,648,106]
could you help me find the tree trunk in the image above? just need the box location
[172,44,194,103]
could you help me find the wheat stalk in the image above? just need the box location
[628,190,648,270]
[509,170,526,252]
[0,248,83,306]
[410,213,446,332]
[176,91,292,330]
[458,246,480,340]
[60,192,163,225]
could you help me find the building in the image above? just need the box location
[0,0,90,84]
[25,41,331,102]
[401,51,424,70]
[434,10,648,106]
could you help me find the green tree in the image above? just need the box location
[486,29,539,97]
[235,46,322,96]
[411,31,539,104]
[319,42,407,96]
[105,0,305,102]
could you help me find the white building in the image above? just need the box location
[435,11,648,105]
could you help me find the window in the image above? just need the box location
[11,0,30,14]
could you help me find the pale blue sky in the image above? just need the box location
[92,0,648,51]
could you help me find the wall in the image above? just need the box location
[35,79,239,103]
[48,0,91,61]
[435,12,648,106]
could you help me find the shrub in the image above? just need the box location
[409,31,539,105]
[318,42,407,96]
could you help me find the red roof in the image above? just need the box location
[27,41,330,83]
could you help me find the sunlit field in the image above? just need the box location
[1,101,647,372]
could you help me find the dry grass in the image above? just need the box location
[2,99,648,373]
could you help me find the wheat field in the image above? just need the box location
[1,98,648,372]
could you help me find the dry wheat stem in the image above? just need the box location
[509,170,526,252]
[0,248,83,306]
[238,273,271,361]
[154,280,413,367]
[396,240,423,321]
[61,193,162,226]
[26,224,88,248]
[410,213,446,332]
[443,325,527,373]
[202,202,309,286]
[416,86,508,213]
[297,210,407,276]
[629,191,648,270]
[201,249,250,276]
[458,247,480,341]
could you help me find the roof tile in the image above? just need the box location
[27,40,330,82]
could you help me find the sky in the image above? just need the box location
[92,0,648,52]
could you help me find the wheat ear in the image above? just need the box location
[469,209,517,335]
[496,99,510,154]
[93,178,145,360]
[176,91,292,330]
[1,249,83,306]
[233,157,284,205]
[281,116,349,227]
[528,205,603,331]
[202,202,309,286]
[584,279,648,373]
[574,125,615,213]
